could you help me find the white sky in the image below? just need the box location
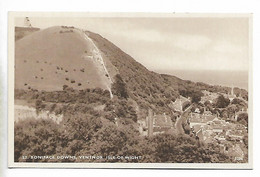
[15,16,249,72]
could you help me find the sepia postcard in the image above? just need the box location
[8,12,253,169]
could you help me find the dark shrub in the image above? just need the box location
[112,74,129,99]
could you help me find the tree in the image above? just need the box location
[14,118,61,162]
[54,113,103,158]
[76,122,141,162]
[215,95,230,108]
[231,98,246,106]
[110,99,138,122]
[112,74,129,99]
[191,91,203,103]
[63,113,102,142]
[237,113,248,127]
[243,134,248,149]
[145,134,232,163]
[35,99,45,114]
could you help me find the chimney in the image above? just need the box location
[148,109,153,137]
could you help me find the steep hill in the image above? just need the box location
[15,26,116,97]
[15,26,182,114]
[15,26,246,114]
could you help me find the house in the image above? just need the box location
[189,114,215,127]
[194,108,200,113]
[171,96,189,112]
[190,124,204,140]
[204,110,212,116]
[212,124,223,133]
[201,127,215,143]
[228,144,244,161]
[215,132,226,141]
[138,112,173,136]
[153,113,173,134]
[226,129,244,141]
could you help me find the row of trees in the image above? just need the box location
[15,87,111,104]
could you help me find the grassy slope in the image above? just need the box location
[15,26,114,91]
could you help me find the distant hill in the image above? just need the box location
[15,27,40,41]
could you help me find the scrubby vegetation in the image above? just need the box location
[15,114,233,163]
[14,85,237,163]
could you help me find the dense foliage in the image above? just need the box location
[14,76,248,163]
[112,74,129,99]
[14,116,233,163]
[215,95,230,108]
[236,113,248,127]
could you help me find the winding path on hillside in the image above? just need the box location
[79,29,113,99]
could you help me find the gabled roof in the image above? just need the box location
[190,115,216,123]
[193,125,202,133]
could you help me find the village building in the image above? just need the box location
[226,129,245,142]
[194,108,200,113]
[200,90,219,104]
[228,144,245,161]
[153,113,173,133]
[171,96,190,112]
[137,111,173,136]
[189,113,215,127]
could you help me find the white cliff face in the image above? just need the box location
[78,29,113,99]
[15,105,63,124]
